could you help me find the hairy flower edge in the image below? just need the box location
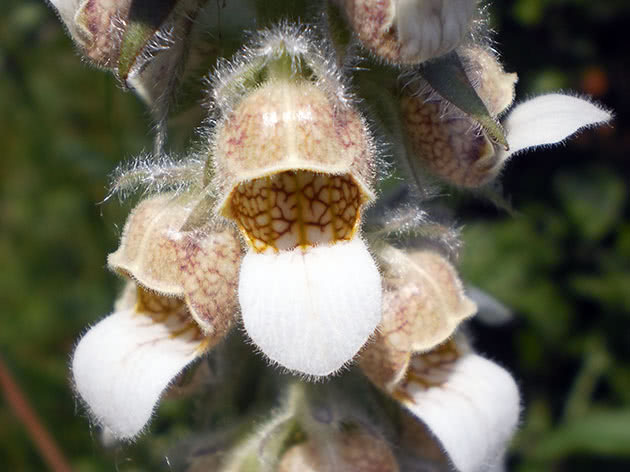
[239,238,382,377]
[366,339,520,472]
[72,286,213,440]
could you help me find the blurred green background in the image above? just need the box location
[0,0,628,470]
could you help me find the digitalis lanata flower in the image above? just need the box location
[208,28,381,377]
[401,46,612,187]
[361,245,519,472]
[72,193,242,439]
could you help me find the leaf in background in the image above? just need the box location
[530,409,630,460]
[554,168,626,241]
[326,0,353,65]
[460,219,572,341]
[570,272,630,313]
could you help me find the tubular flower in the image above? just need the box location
[392,340,519,472]
[360,245,477,390]
[401,46,612,187]
[209,31,381,377]
[360,246,519,472]
[336,0,478,64]
[72,193,242,440]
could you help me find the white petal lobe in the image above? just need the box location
[72,308,206,439]
[503,94,612,158]
[239,238,382,377]
[401,354,520,472]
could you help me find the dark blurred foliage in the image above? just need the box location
[0,0,628,470]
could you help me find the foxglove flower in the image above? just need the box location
[335,0,478,64]
[401,46,612,187]
[360,245,519,472]
[392,340,519,472]
[72,193,242,439]
[360,245,477,390]
[208,29,381,377]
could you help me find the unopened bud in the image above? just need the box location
[401,47,518,187]
[279,430,399,472]
[49,0,130,67]
[48,0,208,105]
[336,0,477,64]
[360,246,476,391]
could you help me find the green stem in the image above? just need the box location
[562,340,609,422]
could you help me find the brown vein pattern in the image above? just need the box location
[230,171,362,252]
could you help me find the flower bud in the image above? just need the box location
[49,0,130,67]
[208,29,382,376]
[48,0,208,106]
[278,429,399,472]
[337,0,478,64]
[400,46,518,187]
[360,246,476,391]
[123,0,209,106]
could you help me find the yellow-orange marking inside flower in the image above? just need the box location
[229,171,363,252]
[393,340,460,403]
[134,287,207,349]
